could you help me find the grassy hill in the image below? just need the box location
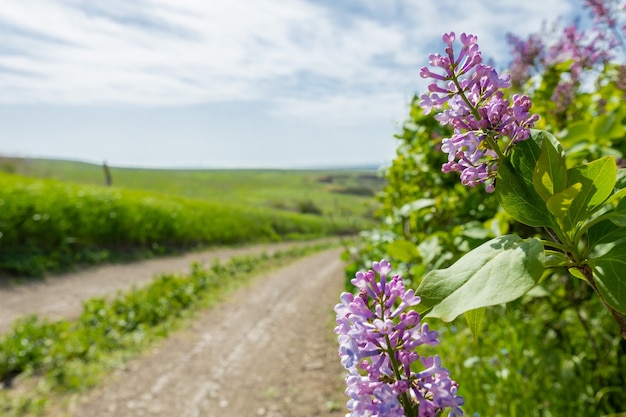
[0,156,385,276]
[0,156,384,221]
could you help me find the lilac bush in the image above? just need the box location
[413,2,626,341]
[418,32,539,192]
[506,0,624,117]
[340,3,626,414]
[335,260,464,417]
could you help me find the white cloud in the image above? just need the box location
[0,0,578,112]
[270,92,411,128]
[0,0,407,105]
[2,0,602,168]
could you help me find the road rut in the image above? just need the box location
[0,240,332,333]
[66,249,347,417]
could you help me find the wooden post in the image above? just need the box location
[103,161,112,186]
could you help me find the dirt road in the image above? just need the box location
[0,240,335,333]
[62,249,347,417]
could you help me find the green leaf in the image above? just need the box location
[417,235,545,321]
[592,112,626,141]
[615,168,626,190]
[533,135,568,201]
[561,120,590,144]
[397,198,436,217]
[568,267,586,281]
[587,219,626,249]
[605,212,626,227]
[464,308,486,340]
[604,187,626,207]
[567,157,617,225]
[593,241,626,314]
[546,183,582,220]
[607,197,626,227]
[496,132,552,227]
[386,239,419,263]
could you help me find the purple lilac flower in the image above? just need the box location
[545,23,613,80]
[551,81,576,115]
[419,32,539,193]
[335,259,464,417]
[584,0,618,28]
[505,5,624,119]
[506,33,545,88]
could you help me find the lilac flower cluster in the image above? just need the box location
[505,1,625,118]
[546,24,614,80]
[584,0,619,28]
[335,259,464,417]
[419,32,539,192]
[505,33,545,88]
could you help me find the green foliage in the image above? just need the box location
[0,172,357,276]
[296,199,324,215]
[0,317,69,383]
[566,157,617,224]
[532,131,568,200]
[593,241,626,314]
[0,158,382,224]
[425,297,626,416]
[343,103,503,288]
[497,155,550,227]
[417,235,544,321]
[0,242,331,412]
[345,18,626,414]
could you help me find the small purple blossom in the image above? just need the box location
[584,0,619,28]
[546,24,613,80]
[506,33,545,88]
[419,32,539,193]
[551,81,576,115]
[506,3,625,118]
[335,260,464,417]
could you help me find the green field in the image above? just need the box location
[0,156,383,276]
[0,156,382,219]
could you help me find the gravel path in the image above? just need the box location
[0,240,335,333]
[65,249,347,417]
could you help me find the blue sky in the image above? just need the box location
[0,0,581,169]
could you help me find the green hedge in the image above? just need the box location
[0,173,355,275]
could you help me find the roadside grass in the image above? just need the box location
[0,172,361,276]
[0,241,337,417]
[419,294,626,416]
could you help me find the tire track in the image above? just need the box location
[0,239,334,333]
[67,249,347,417]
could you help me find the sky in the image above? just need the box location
[0,0,583,169]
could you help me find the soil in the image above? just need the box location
[0,244,349,416]
[0,239,336,333]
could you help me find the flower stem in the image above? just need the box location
[449,72,506,161]
[384,334,416,417]
[483,134,506,161]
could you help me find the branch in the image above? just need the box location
[579,265,626,340]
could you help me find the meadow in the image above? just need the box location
[0,156,367,415]
[0,156,381,219]
[0,157,382,276]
